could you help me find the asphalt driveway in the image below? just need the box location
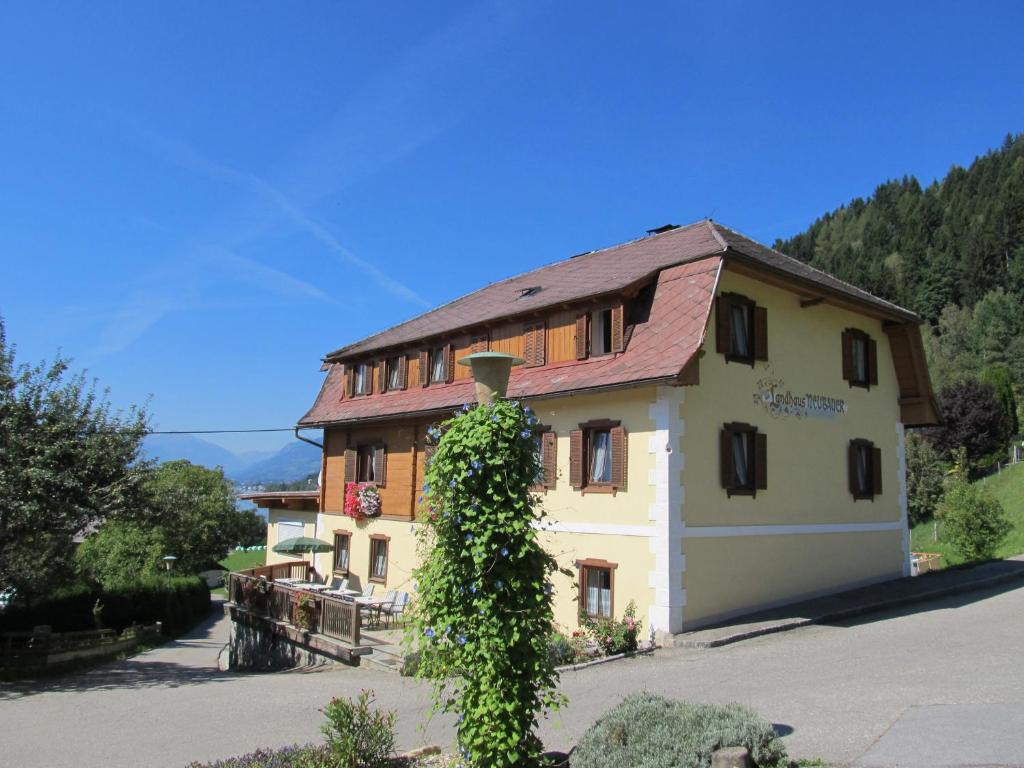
[2,583,1023,767]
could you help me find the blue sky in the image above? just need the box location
[2,1,1023,453]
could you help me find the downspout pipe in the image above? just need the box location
[294,427,324,449]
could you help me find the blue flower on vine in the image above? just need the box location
[520,429,532,439]
[457,713,464,723]
[500,546,509,557]
[491,414,499,422]
[424,627,435,638]
[466,468,473,477]
[455,514,462,523]
[471,459,481,470]
[461,403,471,412]
[469,584,477,593]
[423,483,431,493]
[495,579,505,590]
[449,480,458,489]
[465,533,474,542]
[544,583,552,594]
[457,634,467,645]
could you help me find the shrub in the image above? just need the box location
[0,576,210,635]
[582,601,642,656]
[321,689,395,768]
[410,400,565,767]
[572,694,788,768]
[937,481,1011,561]
[547,633,576,667]
[185,744,335,768]
[906,432,947,525]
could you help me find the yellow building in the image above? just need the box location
[253,220,937,637]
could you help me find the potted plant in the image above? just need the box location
[296,593,319,631]
[357,484,382,517]
[242,577,272,614]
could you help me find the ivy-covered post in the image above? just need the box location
[410,355,564,767]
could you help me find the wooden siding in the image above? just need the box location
[489,322,526,359]
[547,309,578,363]
[453,334,473,380]
[323,422,421,519]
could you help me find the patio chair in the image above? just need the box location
[361,583,375,597]
[381,591,409,627]
[328,576,349,591]
[362,590,396,628]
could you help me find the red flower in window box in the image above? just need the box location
[344,482,382,519]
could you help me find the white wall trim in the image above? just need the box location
[647,386,686,634]
[680,521,904,538]
[896,422,911,577]
[534,521,657,538]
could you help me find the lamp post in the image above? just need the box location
[457,352,524,405]
[162,555,177,576]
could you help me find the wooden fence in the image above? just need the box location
[227,569,360,646]
[1,624,161,669]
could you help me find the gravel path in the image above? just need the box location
[3,583,1023,767]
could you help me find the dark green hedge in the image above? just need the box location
[0,576,211,635]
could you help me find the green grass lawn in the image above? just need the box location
[218,548,267,572]
[911,461,1024,566]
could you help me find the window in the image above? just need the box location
[716,293,767,364]
[575,303,625,360]
[369,536,389,583]
[842,329,878,388]
[333,531,351,573]
[569,421,626,492]
[591,308,613,356]
[354,362,373,395]
[430,346,448,384]
[277,520,303,544]
[384,356,406,392]
[470,333,489,354]
[848,439,882,500]
[720,422,767,496]
[531,428,556,491]
[577,559,616,620]
[345,444,386,487]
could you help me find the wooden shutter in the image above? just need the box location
[848,441,859,497]
[542,430,557,489]
[524,322,545,367]
[399,356,408,390]
[867,338,879,386]
[575,314,588,360]
[373,445,387,488]
[754,432,767,491]
[753,306,768,361]
[716,295,732,354]
[470,334,488,354]
[419,350,429,387]
[610,425,627,488]
[611,302,625,353]
[720,427,734,490]
[343,365,353,399]
[344,447,357,484]
[445,343,455,383]
[569,429,584,489]
[871,446,883,495]
[378,361,387,393]
[841,331,854,382]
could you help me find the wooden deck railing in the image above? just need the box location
[226,568,360,646]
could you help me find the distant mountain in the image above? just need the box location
[233,441,322,484]
[143,434,248,475]
[142,434,322,484]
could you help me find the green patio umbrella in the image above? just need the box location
[272,536,333,579]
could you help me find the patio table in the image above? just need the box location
[354,596,390,627]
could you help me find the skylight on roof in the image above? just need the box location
[518,286,542,299]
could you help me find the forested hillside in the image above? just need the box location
[775,133,1024,408]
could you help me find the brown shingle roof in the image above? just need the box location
[299,258,721,426]
[325,219,916,362]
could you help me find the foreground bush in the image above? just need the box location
[0,576,210,635]
[937,481,1011,561]
[186,745,335,768]
[572,694,788,768]
[322,690,396,768]
[581,601,642,656]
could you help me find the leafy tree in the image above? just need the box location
[75,521,165,588]
[233,508,269,547]
[905,432,947,525]
[937,481,1011,561]
[410,401,564,767]
[980,364,1020,437]
[927,379,1011,471]
[143,460,243,574]
[0,319,151,603]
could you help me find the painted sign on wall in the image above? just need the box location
[753,374,848,420]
